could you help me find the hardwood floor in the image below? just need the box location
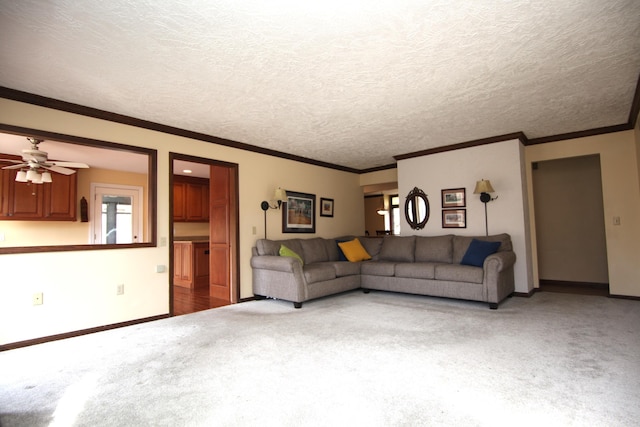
[172,286,230,316]
[538,280,609,297]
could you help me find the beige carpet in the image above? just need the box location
[1,290,638,426]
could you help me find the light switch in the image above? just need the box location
[613,216,621,226]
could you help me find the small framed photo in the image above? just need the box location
[441,188,466,208]
[442,209,466,228]
[282,191,316,233]
[320,197,334,217]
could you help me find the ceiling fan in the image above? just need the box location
[0,137,89,183]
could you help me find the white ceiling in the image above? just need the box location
[1,1,639,170]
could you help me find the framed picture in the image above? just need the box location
[282,191,316,233]
[441,188,466,208]
[320,198,334,217]
[442,209,466,228]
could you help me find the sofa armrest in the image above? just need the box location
[251,255,300,273]
[483,251,516,272]
[251,255,308,303]
[483,251,516,306]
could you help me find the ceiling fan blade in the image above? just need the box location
[42,165,77,175]
[0,158,24,165]
[2,164,28,170]
[48,161,89,168]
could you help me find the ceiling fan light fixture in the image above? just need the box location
[26,169,39,182]
[15,170,28,182]
[41,171,53,183]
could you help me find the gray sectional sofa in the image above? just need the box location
[251,234,516,309]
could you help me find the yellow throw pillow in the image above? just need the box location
[338,238,372,262]
[279,244,304,265]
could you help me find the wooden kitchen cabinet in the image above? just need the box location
[173,240,210,289]
[173,176,209,222]
[0,166,77,221]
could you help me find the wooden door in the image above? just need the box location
[208,164,237,302]
[209,165,229,301]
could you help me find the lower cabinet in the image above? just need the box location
[173,241,210,289]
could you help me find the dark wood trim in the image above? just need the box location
[512,290,536,298]
[609,294,640,301]
[628,73,640,128]
[1,86,359,174]
[0,314,169,351]
[239,296,262,303]
[394,132,528,162]
[358,163,398,174]
[526,123,631,146]
[0,123,158,254]
[4,71,640,172]
[539,279,609,289]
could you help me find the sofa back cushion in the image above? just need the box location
[256,239,305,262]
[452,234,512,264]
[300,238,330,264]
[415,235,454,263]
[358,237,383,260]
[378,236,416,262]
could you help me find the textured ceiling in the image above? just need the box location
[1,1,639,170]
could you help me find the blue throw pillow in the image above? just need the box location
[460,239,501,267]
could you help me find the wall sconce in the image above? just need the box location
[260,187,287,238]
[473,179,497,236]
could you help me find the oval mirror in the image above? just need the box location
[405,187,429,230]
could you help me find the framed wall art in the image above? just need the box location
[320,197,334,217]
[282,190,316,233]
[442,209,466,228]
[441,188,466,208]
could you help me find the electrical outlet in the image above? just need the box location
[252,226,257,235]
[33,292,43,305]
[117,284,124,295]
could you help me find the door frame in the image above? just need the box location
[169,153,240,314]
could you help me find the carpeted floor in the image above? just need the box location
[1,290,639,426]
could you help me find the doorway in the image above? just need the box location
[90,183,143,244]
[169,153,239,316]
[532,155,609,294]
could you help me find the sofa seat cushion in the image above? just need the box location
[395,262,437,279]
[435,264,483,284]
[304,263,337,284]
[333,261,361,277]
[361,261,395,277]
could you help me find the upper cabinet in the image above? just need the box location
[0,167,77,221]
[173,175,209,222]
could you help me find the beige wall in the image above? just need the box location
[397,139,533,294]
[525,130,640,296]
[0,98,365,345]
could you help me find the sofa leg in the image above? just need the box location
[489,303,498,310]
[293,302,302,309]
